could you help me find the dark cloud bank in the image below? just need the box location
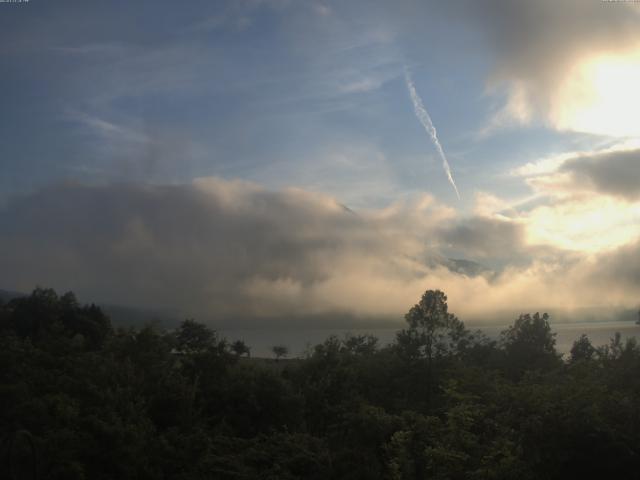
[562,149,640,200]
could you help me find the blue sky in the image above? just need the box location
[2,0,640,325]
[1,0,576,206]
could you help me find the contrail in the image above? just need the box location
[404,69,461,200]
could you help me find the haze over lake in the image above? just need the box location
[223,321,640,359]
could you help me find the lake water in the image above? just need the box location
[221,321,640,358]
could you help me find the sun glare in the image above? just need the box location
[553,51,640,137]
[525,195,640,253]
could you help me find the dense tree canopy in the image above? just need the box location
[2,288,640,479]
[500,312,561,378]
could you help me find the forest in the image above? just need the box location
[2,287,640,479]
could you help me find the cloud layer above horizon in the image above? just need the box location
[1,174,638,327]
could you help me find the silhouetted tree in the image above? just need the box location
[396,290,469,363]
[175,318,217,354]
[394,290,472,409]
[231,339,251,358]
[501,312,560,378]
[272,345,289,361]
[342,333,378,356]
[3,287,111,350]
[570,334,596,362]
[6,287,60,340]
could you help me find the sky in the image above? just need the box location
[2,0,640,328]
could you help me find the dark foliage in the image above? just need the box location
[2,288,640,479]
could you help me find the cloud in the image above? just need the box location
[0,179,450,326]
[443,0,640,135]
[1,177,640,328]
[504,143,640,253]
[590,239,640,295]
[437,216,526,264]
[561,149,640,200]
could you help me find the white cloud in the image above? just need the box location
[444,0,640,136]
[499,143,640,253]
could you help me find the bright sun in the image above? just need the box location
[552,51,640,137]
[525,194,640,253]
